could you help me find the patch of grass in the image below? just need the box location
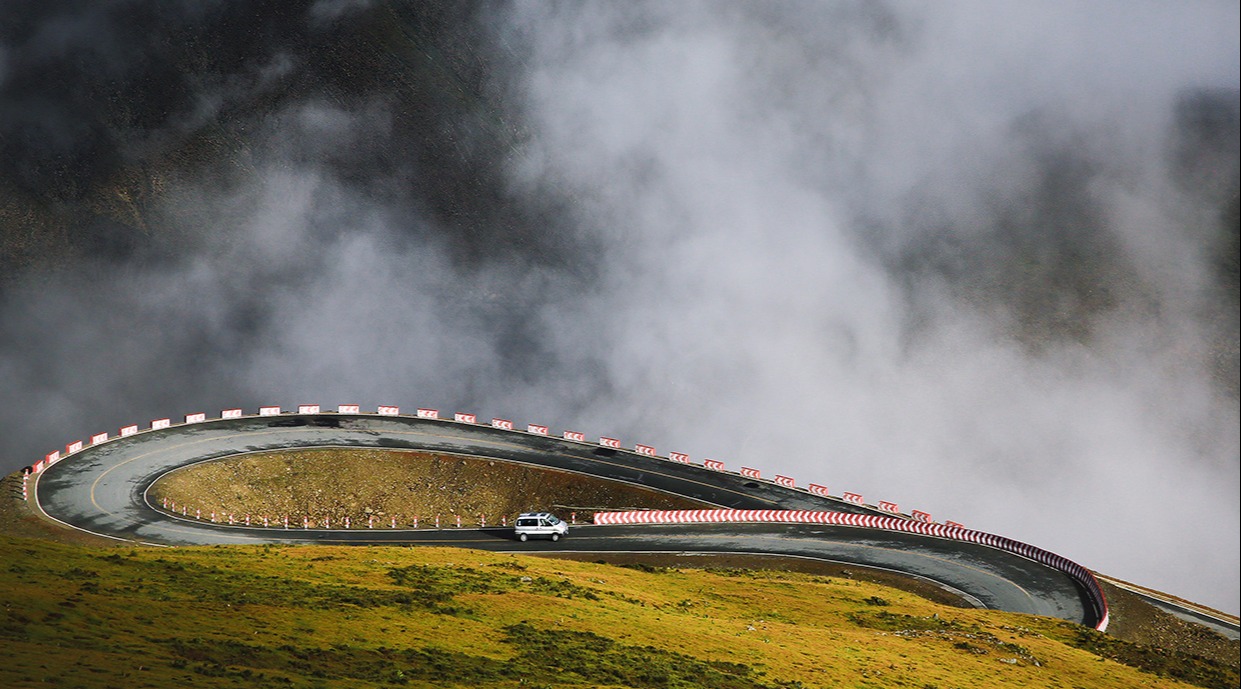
[1064,625,1239,689]
[849,610,964,632]
[0,534,1232,689]
[502,621,768,688]
[618,562,681,575]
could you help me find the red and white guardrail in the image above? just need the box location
[21,402,903,521]
[24,403,950,535]
[592,508,1109,631]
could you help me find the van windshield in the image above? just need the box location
[546,516,561,525]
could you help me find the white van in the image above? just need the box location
[514,512,568,542]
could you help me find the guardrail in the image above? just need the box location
[23,404,926,520]
[592,508,1109,631]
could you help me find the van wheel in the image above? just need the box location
[519,533,528,542]
[551,533,560,542]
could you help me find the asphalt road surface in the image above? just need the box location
[34,413,1099,627]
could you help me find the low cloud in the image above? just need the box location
[0,1,1235,615]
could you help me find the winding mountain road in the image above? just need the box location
[32,412,1104,628]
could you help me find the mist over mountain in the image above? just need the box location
[1,1,1237,615]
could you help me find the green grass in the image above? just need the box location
[0,534,1231,689]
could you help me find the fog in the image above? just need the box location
[0,2,1237,615]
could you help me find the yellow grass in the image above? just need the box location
[0,534,1215,688]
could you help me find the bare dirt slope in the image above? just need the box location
[148,448,710,526]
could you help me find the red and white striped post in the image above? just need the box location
[303,517,309,529]
[435,515,440,529]
[344,517,350,529]
[196,509,201,520]
[392,516,397,528]
[571,512,577,525]
[412,516,418,529]
[283,516,289,529]
[368,516,374,528]
[245,514,250,526]
[455,514,461,528]
[480,514,486,527]
[501,515,507,527]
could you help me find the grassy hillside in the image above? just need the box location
[0,530,1236,689]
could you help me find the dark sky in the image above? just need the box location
[1,1,1237,615]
